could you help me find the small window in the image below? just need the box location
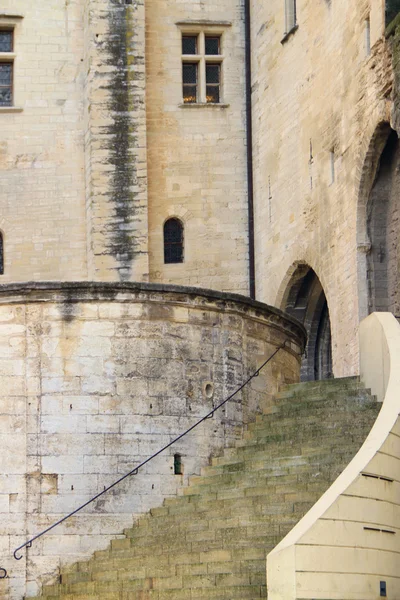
[182,63,198,103]
[0,30,14,107]
[182,35,198,55]
[174,454,183,475]
[164,218,184,264]
[0,232,4,275]
[285,0,297,33]
[205,36,221,55]
[181,32,224,104]
[0,64,12,107]
[0,30,13,53]
[206,63,221,104]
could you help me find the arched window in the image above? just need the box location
[0,232,4,275]
[164,218,184,264]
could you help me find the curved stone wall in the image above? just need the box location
[0,282,305,599]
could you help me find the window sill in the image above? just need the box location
[0,52,16,60]
[281,24,299,44]
[0,13,24,19]
[0,106,23,113]
[179,102,229,109]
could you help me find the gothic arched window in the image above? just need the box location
[164,218,184,264]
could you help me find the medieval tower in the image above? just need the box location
[0,0,400,598]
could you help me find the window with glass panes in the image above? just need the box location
[181,32,222,104]
[0,30,13,107]
[164,218,184,264]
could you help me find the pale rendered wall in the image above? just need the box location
[0,283,304,599]
[267,313,400,600]
[0,1,87,281]
[251,0,392,376]
[146,0,250,294]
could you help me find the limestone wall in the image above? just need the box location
[84,0,149,282]
[0,282,304,599]
[251,0,392,376]
[0,1,87,281]
[145,0,249,294]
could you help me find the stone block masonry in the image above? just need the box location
[251,0,393,376]
[146,0,250,294]
[0,1,87,282]
[84,0,149,282]
[0,282,305,599]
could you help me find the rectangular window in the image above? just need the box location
[182,35,198,55]
[206,63,221,104]
[0,30,14,107]
[0,63,12,107]
[205,36,220,55]
[0,30,13,52]
[182,62,198,103]
[181,32,223,105]
[285,0,297,33]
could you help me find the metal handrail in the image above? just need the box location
[0,341,288,579]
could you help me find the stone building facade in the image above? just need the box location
[1,0,400,597]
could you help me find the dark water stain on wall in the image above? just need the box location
[101,2,145,280]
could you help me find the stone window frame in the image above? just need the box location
[177,20,231,109]
[0,13,24,114]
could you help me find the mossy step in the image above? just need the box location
[243,411,379,440]
[209,431,373,469]
[196,443,370,481]
[35,379,378,600]
[280,376,360,395]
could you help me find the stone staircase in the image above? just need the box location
[36,377,380,600]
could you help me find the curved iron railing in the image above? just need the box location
[0,341,288,579]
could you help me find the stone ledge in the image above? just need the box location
[0,107,23,114]
[179,103,230,109]
[0,281,307,350]
[281,24,299,45]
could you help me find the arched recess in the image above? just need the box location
[280,264,333,381]
[357,123,400,317]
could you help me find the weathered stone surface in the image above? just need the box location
[0,283,304,599]
[31,377,379,600]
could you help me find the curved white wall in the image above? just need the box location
[267,312,400,600]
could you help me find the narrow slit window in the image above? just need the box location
[0,232,4,275]
[182,35,198,55]
[174,454,183,475]
[285,0,297,33]
[205,36,221,55]
[330,150,335,184]
[365,17,371,56]
[164,218,184,264]
[182,62,198,104]
[206,63,221,104]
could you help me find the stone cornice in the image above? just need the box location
[0,281,307,351]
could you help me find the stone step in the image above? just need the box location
[34,378,379,600]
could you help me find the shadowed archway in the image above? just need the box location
[357,123,400,318]
[281,265,333,381]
